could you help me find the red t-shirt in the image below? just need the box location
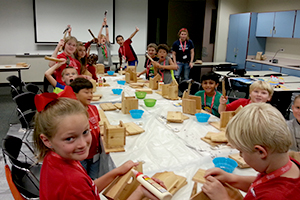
[118,39,137,62]
[226,98,251,111]
[244,159,300,200]
[40,151,100,200]
[55,52,81,85]
[87,105,101,159]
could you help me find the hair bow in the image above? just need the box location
[179,28,188,32]
[34,86,77,112]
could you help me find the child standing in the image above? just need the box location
[218,80,274,112]
[151,44,178,84]
[194,72,228,117]
[137,43,159,80]
[69,78,101,180]
[45,60,78,94]
[202,103,300,200]
[34,93,165,199]
[116,27,139,70]
[287,94,300,151]
[97,17,113,72]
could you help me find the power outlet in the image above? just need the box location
[280,48,284,52]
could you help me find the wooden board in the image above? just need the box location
[201,137,226,147]
[104,73,117,76]
[192,168,206,184]
[167,111,183,123]
[101,135,125,153]
[100,103,117,111]
[114,103,122,110]
[129,83,144,88]
[103,83,110,87]
[92,95,102,101]
[289,151,300,163]
[155,91,180,100]
[135,88,153,94]
[205,131,227,143]
[122,122,145,136]
[229,153,250,169]
[119,70,126,75]
[209,121,225,131]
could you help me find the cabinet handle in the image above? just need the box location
[270,29,272,34]
[269,68,273,71]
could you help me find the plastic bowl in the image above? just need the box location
[107,71,115,76]
[129,109,144,119]
[195,113,210,123]
[117,80,126,85]
[213,157,238,173]
[112,88,123,95]
[144,99,157,107]
[135,91,147,99]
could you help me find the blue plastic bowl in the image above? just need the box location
[129,109,144,119]
[107,71,115,75]
[117,80,126,85]
[195,113,210,123]
[213,157,238,173]
[112,88,123,95]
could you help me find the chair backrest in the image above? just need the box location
[178,80,201,95]
[7,75,24,88]
[5,165,26,200]
[17,109,36,130]
[13,92,36,113]
[25,83,42,94]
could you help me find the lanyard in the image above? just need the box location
[160,60,166,81]
[119,46,126,61]
[101,44,108,58]
[146,58,151,75]
[179,39,187,53]
[249,160,293,197]
[204,91,216,110]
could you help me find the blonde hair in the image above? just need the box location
[178,28,190,41]
[147,43,158,51]
[249,80,274,97]
[63,36,78,51]
[226,103,292,153]
[293,94,300,104]
[33,98,88,160]
[61,66,78,77]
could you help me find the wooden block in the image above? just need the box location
[89,79,97,92]
[5,65,11,68]
[92,96,101,101]
[129,83,144,88]
[114,103,122,110]
[209,121,225,131]
[229,153,250,169]
[104,73,117,76]
[100,103,117,111]
[182,114,189,120]
[103,121,126,151]
[119,70,126,75]
[96,64,105,74]
[201,137,226,147]
[220,111,236,128]
[167,111,184,123]
[136,88,152,94]
[98,109,109,126]
[210,131,227,143]
[122,122,145,135]
[182,98,197,115]
[234,105,243,114]
[289,151,300,163]
[204,131,219,139]
[192,168,206,184]
[103,83,110,87]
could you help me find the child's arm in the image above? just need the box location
[97,20,105,43]
[172,51,177,65]
[218,95,228,113]
[94,160,139,192]
[104,17,110,43]
[48,39,64,67]
[128,26,139,40]
[137,69,147,77]
[45,60,66,87]
[152,58,178,70]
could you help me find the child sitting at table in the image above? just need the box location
[287,94,300,151]
[151,44,178,84]
[45,60,78,94]
[137,43,159,80]
[202,103,300,200]
[34,93,165,199]
[194,72,228,117]
[218,80,274,112]
[69,78,101,180]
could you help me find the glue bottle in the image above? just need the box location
[99,77,103,87]
[132,169,172,200]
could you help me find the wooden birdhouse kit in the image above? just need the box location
[125,68,137,83]
[182,90,202,115]
[149,74,161,90]
[103,121,126,153]
[96,64,105,74]
[161,79,179,100]
[121,92,138,114]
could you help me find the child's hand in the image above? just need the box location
[202,176,230,200]
[67,25,72,34]
[189,62,194,68]
[116,160,139,175]
[219,95,228,105]
[135,26,140,32]
[204,168,231,183]
[57,59,67,66]
[137,73,141,77]
[58,39,64,47]
[92,38,98,43]
[151,61,161,69]
[104,17,107,24]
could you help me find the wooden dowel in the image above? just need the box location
[222,79,226,97]
[44,56,64,62]
[88,29,97,39]
[146,54,154,62]
[58,31,68,52]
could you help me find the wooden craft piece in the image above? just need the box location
[209,121,224,131]
[104,73,117,76]
[222,79,226,97]
[206,131,227,143]
[102,121,126,153]
[192,168,206,184]
[167,111,184,123]
[182,114,189,120]
[16,62,28,67]
[100,103,117,111]
[98,108,109,127]
[5,66,11,68]
[121,92,138,114]
[119,70,126,75]
[135,88,153,94]
[229,153,250,169]
[103,83,110,87]
[149,74,161,90]
[114,103,122,110]
[89,79,97,92]
[220,111,236,128]
[103,162,143,200]
[92,95,102,101]
[44,56,64,62]
[182,90,202,115]
[191,182,198,198]
[161,79,179,100]
[129,83,144,88]
[289,151,300,163]
[96,64,105,74]
[201,137,226,147]
[125,68,137,83]
[121,121,145,136]
[234,105,243,114]
[127,65,137,73]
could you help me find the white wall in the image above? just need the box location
[0,0,147,83]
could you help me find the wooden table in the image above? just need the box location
[0,64,31,80]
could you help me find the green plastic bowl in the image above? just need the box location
[135,91,147,99]
[144,99,156,107]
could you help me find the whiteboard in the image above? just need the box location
[34,0,114,43]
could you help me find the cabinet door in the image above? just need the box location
[273,11,295,38]
[246,62,262,71]
[281,68,300,77]
[226,14,239,63]
[261,64,281,72]
[294,10,300,38]
[256,12,274,37]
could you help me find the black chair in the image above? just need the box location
[214,64,234,72]
[178,80,201,97]
[7,75,25,98]
[2,135,41,198]
[227,78,249,98]
[25,83,43,94]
